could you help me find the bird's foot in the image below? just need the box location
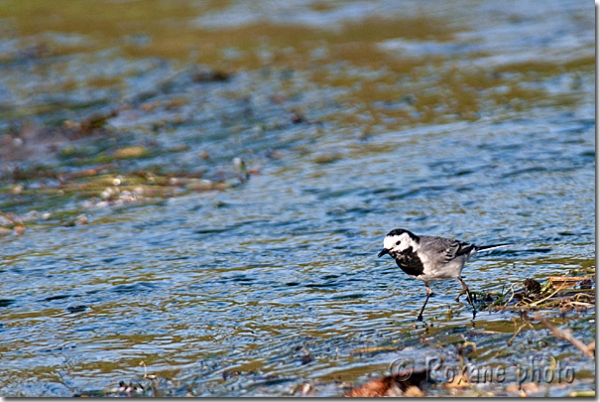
[416,314,424,322]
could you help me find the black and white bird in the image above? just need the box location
[377,228,511,321]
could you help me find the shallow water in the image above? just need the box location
[0,0,595,397]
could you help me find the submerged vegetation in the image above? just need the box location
[0,0,593,223]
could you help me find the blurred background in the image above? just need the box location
[0,0,595,397]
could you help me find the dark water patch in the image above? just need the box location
[194,226,239,235]
[39,343,77,354]
[0,299,16,308]
[66,305,89,313]
[370,187,398,195]
[74,325,99,333]
[331,293,367,300]
[229,275,254,285]
[84,288,104,296]
[501,166,551,178]
[110,282,160,293]
[558,231,578,237]
[43,294,72,302]
[246,376,296,389]
[162,255,191,261]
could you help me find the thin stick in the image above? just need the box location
[566,301,594,308]
[587,340,595,354]
[507,321,527,347]
[529,286,562,307]
[533,313,594,358]
[0,211,25,227]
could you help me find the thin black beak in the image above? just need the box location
[378,248,389,258]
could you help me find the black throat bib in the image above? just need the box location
[391,246,424,277]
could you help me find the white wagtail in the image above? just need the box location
[377,228,511,321]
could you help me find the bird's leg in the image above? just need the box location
[417,282,432,321]
[457,277,476,319]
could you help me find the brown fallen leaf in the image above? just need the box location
[344,367,429,397]
[442,373,471,389]
[547,276,591,290]
[403,385,425,397]
[521,382,539,395]
[504,382,539,398]
[505,384,520,394]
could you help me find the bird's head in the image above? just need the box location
[377,228,420,258]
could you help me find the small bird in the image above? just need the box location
[377,228,511,321]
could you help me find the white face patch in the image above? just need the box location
[383,232,417,253]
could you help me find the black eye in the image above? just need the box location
[396,241,400,245]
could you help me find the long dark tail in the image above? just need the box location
[475,243,512,253]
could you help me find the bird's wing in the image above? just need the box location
[443,240,476,261]
[421,236,475,263]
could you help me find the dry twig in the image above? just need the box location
[507,318,533,347]
[533,313,594,358]
[529,287,562,307]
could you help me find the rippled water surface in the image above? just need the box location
[0,0,595,397]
